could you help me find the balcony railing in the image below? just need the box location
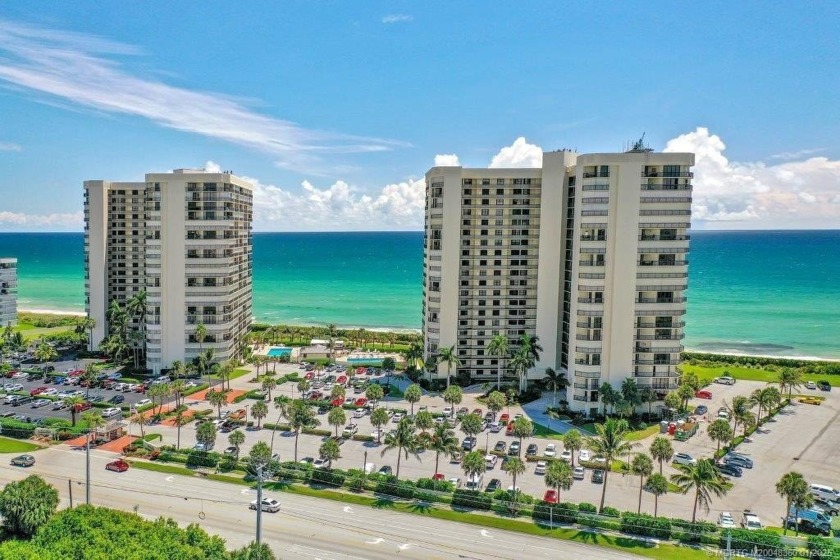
[635,334,685,341]
[642,171,693,178]
[639,260,688,267]
[635,297,687,304]
[639,235,690,241]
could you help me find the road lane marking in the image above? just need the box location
[398,543,414,551]
[343,506,353,513]
[364,538,383,544]
[165,476,174,482]
[480,529,492,538]
[240,489,250,494]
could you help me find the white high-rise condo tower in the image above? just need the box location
[85,169,253,374]
[0,258,17,327]
[422,147,694,414]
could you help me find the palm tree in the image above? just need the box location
[251,400,268,429]
[501,456,526,496]
[646,473,669,517]
[404,342,424,375]
[319,439,341,469]
[435,345,461,389]
[461,450,487,484]
[486,334,509,390]
[195,323,208,354]
[776,471,811,535]
[631,453,654,513]
[196,421,217,451]
[65,395,86,426]
[82,317,96,350]
[228,430,246,460]
[672,459,729,523]
[288,399,319,462]
[206,389,228,419]
[442,386,463,417]
[370,407,390,445]
[707,419,733,452]
[752,386,781,424]
[262,377,277,401]
[404,384,422,415]
[777,368,803,400]
[415,410,434,435]
[545,459,573,500]
[328,407,347,438]
[511,417,533,456]
[649,436,674,475]
[380,417,420,480]
[81,410,106,437]
[599,382,615,416]
[726,395,752,437]
[170,379,186,409]
[587,418,635,512]
[428,423,459,476]
[543,368,569,411]
[170,359,185,380]
[562,429,582,467]
[640,386,658,419]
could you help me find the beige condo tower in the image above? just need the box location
[85,169,253,374]
[422,147,694,414]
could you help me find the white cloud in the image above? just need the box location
[434,153,460,166]
[665,127,840,229]
[248,174,425,231]
[769,148,825,161]
[382,14,413,24]
[0,19,405,173]
[0,142,21,152]
[489,137,543,168]
[0,210,82,229]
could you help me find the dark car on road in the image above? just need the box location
[10,455,35,467]
[525,443,538,457]
[462,436,477,451]
[108,395,125,405]
[785,517,831,536]
[717,463,743,478]
[694,405,708,415]
[818,380,831,391]
[493,441,506,453]
[591,469,605,484]
[485,478,501,492]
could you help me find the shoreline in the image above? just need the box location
[17,309,838,362]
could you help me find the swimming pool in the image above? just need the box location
[267,347,292,358]
[347,357,384,366]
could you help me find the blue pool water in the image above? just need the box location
[347,358,384,366]
[267,347,292,357]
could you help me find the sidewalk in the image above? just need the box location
[521,394,582,435]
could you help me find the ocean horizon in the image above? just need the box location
[1,230,839,360]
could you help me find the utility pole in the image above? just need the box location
[85,431,91,504]
[255,464,264,544]
[725,528,732,560]
[68,479,73,508]
[363,450,368,473]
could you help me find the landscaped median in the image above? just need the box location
[125,452,828,560]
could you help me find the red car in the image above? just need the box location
[505,421,515,435]
[499,413,510,424]
[331,397,344,408]
[308,391,323,401]
[105,459,129,472]
[695,390,712,400]
[543,490,559,504]
[432,473,445,481]
[4,370,17,378]
[72,401,92,413]
[29,386,48,396]
[357,368,367,375]
[135,384,147,393]
[304,372,314,380]
[336,376,348,386]
[354,398,368,407]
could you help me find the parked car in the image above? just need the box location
[718,463,743,478]
[786,518,832,536]
[462,436,477,451]
[805,381,817,390]
[342,424,358,438]
[579,449,591,462]
[313,458,329,469]
[508,441,521,456]
[136,399,152,407]
[741,511,763,530]
[724,453,754,469]
[694,405,708,415]
[31,398,51,409]
[485,478,501,492]
[378,465,393,476]
[101,407,122,418]
[544,443,557,457]
[485,454,498,469]
[250,497,281,513]
[591,469,605,483]
[489,421,502,433]
[108,394,125,404]
[493,441,506,453]
[715,376,736,385]
[534,461,547,475]
[29,386,48,396]
[673,453,697,466]
[718,512,736,528]
[10,454,35,467]
[573,466,585,480]
[105,459,129,472]
[695,390,713,399]
[818,380,831,391]
[560,450,572,462]
[543,490,559,504]
[525,443,538,457]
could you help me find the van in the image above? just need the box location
[12,395,32,407]
[364,463,376,475]
[810,484,840,504]
[716,376,736,385]
[465,474,483,490]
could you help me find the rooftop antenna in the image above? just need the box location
[627,133,653,153]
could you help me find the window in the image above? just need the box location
[496,178,505,185]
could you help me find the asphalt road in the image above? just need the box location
[0,445,644,560]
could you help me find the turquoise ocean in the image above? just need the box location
[0,230,838,359]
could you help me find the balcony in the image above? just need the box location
[637,321,685,329]
[635,297,687,304]
[578,260,605,267]
[575,334,602,341]
[639,260,688,267]
[635,333,685,341]
[578,297,605,304]
[634,359,677,365]
[639,235,690,241]
[642,171,693,178]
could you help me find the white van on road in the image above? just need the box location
[810,484,840,504]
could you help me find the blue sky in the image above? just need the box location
[1,2,838,231]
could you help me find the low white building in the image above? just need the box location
[0,258,17,327]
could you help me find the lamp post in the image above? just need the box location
[485,431,490,454]
[85,431,91,504]
[255,464,264,544]
[362,450,368,474]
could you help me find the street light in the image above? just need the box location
[485,432,490,454]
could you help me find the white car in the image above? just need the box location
[101,407,122,418]
[136,399,152,407]
[573,466,585,480]
[352,408,366,418]
[560,450,572,462]
[32,399,51,408]
[442,406,453,416]
[449,477,461,488]
[489,421,502,433]
[313,458,329,469]
[544,444,557,457]
[715,376,736,385]
[250,497,281,513]
[370,430,382,440]
[805,381,817,390]
[391,413,404,423]
[673,453,697,466]
[485,454,498,469]
[718,512,736,528]
[579,450,591,462]
[534,461,547,475]
[741,512,763,530]
[41,388,58,396]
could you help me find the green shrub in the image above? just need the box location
[452,489,492,510]
[310,468,346,487]
[578,502,597,514]
[807,535,840,560]
[416,478,454,493]
[723,529,787,557]
[620,512,672,539]
[600,506,620,517]
[375,478,415,499]
[185,450,219,468]
[555,502,579,523]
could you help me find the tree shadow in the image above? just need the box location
[569,529,600,544]
[407,501,432,514]
[371,496,396,509]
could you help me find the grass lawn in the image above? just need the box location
[626,424,660,441]
[15,325,75,341]
[384,383,404,399]
[682,363,840,387]
[531,423,564,439]
[0,436,42,453]
[213,368,250,381]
